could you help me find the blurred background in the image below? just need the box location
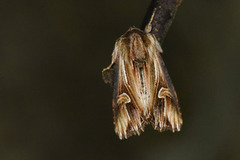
[1,0,240,159]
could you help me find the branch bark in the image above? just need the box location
[141,0,183,44]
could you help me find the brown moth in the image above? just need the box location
[102,12,182,139]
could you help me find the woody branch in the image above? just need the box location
[141,0,183,44]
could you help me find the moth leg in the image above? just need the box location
[102,60,117,86]
[102,66,115,86]
[102,45,119,86]
[154,87,182,132]
[115,93,142,139]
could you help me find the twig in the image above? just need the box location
[141,0,183,44]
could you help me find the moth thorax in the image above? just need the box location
[129,33,148,63]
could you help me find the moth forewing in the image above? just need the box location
[102,27,182,139]
[154,53,182,132]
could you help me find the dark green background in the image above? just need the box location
[1,0,240,159]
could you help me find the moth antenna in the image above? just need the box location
[145,8,157,33]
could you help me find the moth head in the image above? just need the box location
[121,28,151,63]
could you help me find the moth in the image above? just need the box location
[102,12,182,139]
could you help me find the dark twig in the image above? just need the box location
[141,0,183,44]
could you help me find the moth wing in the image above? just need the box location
[151,42,183,132]
[112,41,145,139]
